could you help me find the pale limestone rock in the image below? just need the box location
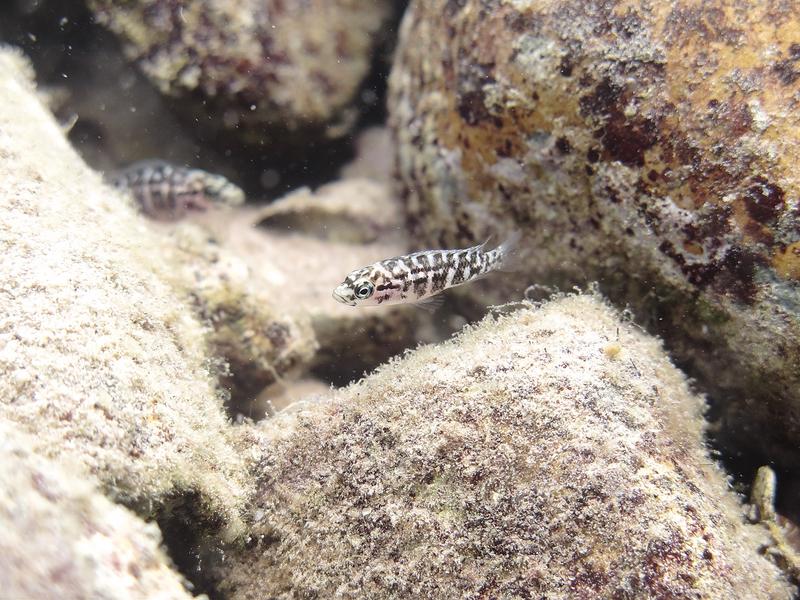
[0,422,193,600]
[218,295,794,599]
[0,47,248,536]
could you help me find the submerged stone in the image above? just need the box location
[388,0,800,477]
[89,0,394,146]
[217,295,794,599]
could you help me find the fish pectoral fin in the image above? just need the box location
[415,294,445,313]
[470,271,492,282]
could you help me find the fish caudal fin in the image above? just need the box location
[496,231,523,272]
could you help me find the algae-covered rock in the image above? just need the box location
[162,223,318,411]
[389,0,800,469]
[0,47,248,534]
[340,126,395,184]
[256,179,402,245]
[88,0,394,145]
[255,377,331,415]
[218,295,794,599]
[0,422,192,600]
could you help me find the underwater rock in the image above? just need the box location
[255,377,331,415]
[192,180,424,386]
[0,48,249,535]
[340,126,395,184]
[217,294,795,599]
[161,224,318,413]
[0,422,192,600]
[256,179,402,244]
[388,0,800,470]
[88,0,393,145]
[749,466,800,583]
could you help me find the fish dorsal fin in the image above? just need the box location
[416,294,445,313]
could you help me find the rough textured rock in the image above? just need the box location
[340,126,395,184]
[160,223,318,413]
[217,294,794,599]
[256,179,402,244]
[388,0,800,470]
[192,179,432,386]
[88,0,394,145]
[749,466,800,584]
[255,377,331,415]
[0,422,193,600]
[0,47,248,535]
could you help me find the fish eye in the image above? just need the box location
[354,281,374,299]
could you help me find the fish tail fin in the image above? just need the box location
[495,230,523,272]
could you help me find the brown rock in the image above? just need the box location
[88,0,394,145]
[388,0,800,469]
[217,295,795,599]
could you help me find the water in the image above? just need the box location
[1,1,798,598]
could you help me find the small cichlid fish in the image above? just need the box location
[333,233,520,310]
[111,160,245,221]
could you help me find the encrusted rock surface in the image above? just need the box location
[255,377,331,415]
[256,179,402,244]
[0,422,192,600]
[217,294,794,599]
[0,47,248,534]
[88,0,394,145]
[340,126,395,184]
[160,223,318,412]
[389,0,800,468]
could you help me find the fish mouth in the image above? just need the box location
[332,288,356,306]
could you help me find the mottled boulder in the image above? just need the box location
[389,0,800,468]
[255,377,331,415]
[88,0,394,144]
[0,48,248,535]
[160,223,318,413]
[340,126,395,184]
[0,423,192,600]
[255,179,402,244]
[217,295,794,599]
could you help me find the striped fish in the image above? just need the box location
[111,160,244,221]
[332,233,520,310]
